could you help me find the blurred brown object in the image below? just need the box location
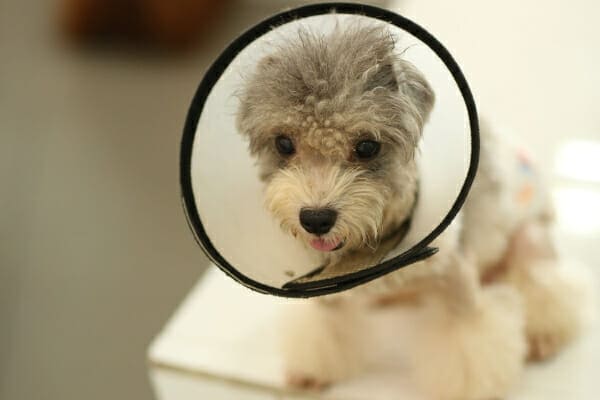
[60,0,231,49]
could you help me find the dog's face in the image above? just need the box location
[237,24,434,258]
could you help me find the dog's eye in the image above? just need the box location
[275,135,295,156]
[354,140,381,160]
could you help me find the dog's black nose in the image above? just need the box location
[299,208,337,235]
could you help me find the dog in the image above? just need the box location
[236,22,585,399]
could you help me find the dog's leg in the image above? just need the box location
[404,251,527,400]
[279,297,367,390]
[499,221,586,361]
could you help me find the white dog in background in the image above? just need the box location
[236,22,586,400]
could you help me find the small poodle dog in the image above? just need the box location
[236,22,584,399]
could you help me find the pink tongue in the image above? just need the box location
[310,238,340,252]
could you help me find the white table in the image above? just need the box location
[148,262,599,400]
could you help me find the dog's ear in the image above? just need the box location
[236,56,277,138]
[364,61,399,92]
[364,58,434,124]
[394,59,435,123]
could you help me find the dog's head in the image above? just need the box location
[237,23,434,257]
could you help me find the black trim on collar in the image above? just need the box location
[179,2,480,298]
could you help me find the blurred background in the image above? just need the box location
[0,0,598,399]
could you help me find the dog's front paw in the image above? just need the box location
[279,299,366,390]
[405,285,527,400]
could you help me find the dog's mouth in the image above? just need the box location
[309,237,344,252]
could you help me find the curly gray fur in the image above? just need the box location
[236,22,435,163]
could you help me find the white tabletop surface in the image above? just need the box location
[148,255,598,400]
